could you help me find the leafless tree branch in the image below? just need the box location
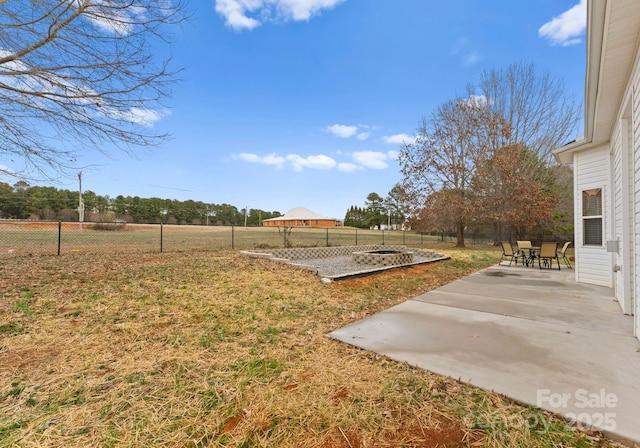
[0,0,187,178]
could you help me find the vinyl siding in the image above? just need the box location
[611,116,635,314]
[574,146,612,287]
[633,65,640,325]
[612,121,624,299]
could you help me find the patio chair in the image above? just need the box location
[499,241,525,266]
[558,241,572,268]
[538,242,560,270]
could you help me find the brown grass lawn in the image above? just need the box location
[0,245,629,447]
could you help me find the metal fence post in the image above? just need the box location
[403,230,405,245]
[232,225,235,249]
[160,222,163,253]
[355,229,358,246]
[382,229,385,245]
[57,221,61,256]
[326,228,329,247]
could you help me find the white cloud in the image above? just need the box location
[462,51,482,66]
[351,151,392,170]
[235,152,336,171]
[84,5,135,35]
[337,162,361,172]
[325,124,374,140]
[215,0,261,30]
[109,107,165,127]
[382,133,416,145]
[262,153,288,166]
[215,0,346,31]
[450,37,468,55]
[236,152,286,168]
[278,0,345,20]
[464,94,487,107]
[539,0,586,47]
[286,154,336,171]
[325,124,359,138]
[450,36,481,65]
[234,150,400,172]
[237,153,261,163]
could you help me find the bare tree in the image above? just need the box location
[0,0,186,178]
[472,62,581,163]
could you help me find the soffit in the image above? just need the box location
[592,0,640,144]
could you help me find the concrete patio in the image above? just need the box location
[328,264,640,443]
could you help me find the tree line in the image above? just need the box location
[0,181,281,226]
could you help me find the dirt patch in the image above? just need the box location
[0,346,61,371]
[336,263,439,289]
[386,416,480,448]
[222,414,245,434]
[332,386,349,402]
[316,416,476,448]
[316,429,362,448]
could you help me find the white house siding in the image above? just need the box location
[611,120,624,305]
[611,115,634,315]
[634,72,640,333]
[574,146,612,287]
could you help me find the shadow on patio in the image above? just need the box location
[328,264,640,443]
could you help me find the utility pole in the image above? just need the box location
[78,172,85,230]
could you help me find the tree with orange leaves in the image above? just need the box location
[473,144,560,242]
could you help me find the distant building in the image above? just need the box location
[262,207,340,228]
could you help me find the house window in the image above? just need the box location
[582,188,603,246]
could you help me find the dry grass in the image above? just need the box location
[0,245,630,447]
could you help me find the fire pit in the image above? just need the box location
[352,249,414,266]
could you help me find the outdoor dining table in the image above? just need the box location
[525,247,540,267]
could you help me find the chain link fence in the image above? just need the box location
[0,221,499,256]
[0,220,575,257]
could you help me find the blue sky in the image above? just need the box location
[14,0,588,220]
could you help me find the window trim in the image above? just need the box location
[582,187,603,247]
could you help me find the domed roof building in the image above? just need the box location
[262,207,340,228]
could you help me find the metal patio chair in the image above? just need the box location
[499,241,525,266]
[558,241,572,268]
[538,242,561,270]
